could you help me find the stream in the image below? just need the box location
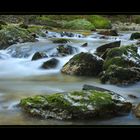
[0,30,140,125]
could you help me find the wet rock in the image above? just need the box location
[95,41,121,59]
[52,38,70,44]
[128,94,138,99]
[41,58,59,69]
[83,84,114,93]
[130,32,140,40]
[101,65,140,85]
[32,52,48,61]
[100,45,140,85]
[20,90,132,120]
[99,36,109,39]
[31,33,37,38]
[60,32,74,37]
[57,45,77,56]
[61,52,104,76]
[81,43,88,47]
[98,29,118,36]
[103,45,140,70]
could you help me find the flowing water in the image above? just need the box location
[0,30,140,125]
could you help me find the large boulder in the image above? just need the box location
[95,41,121,59]
[103,45,140,70]
[101,65,140,85]
[32,52,48,61]
[41,58,59,69]
[130,32,140,40]
[100,45,140,85]
[20,90,132,120]
[83,84,114,92]
[61,52,104,76]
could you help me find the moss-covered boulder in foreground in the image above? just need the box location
[20,90,132,120]
[61,52,104,76]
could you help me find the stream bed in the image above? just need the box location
[0,30,140,125]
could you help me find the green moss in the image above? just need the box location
[20,90,114,111]
[46,93,71,107]
[89,90,113,106]
[0,25,36,49]
[63,19,95,30]
[27,25,46,37]
[101,65,140,84]
[88,15,112,29]
[20,89,132,120]
[36,16,50,21]
[103,57,127,70]
[52,38,70,43]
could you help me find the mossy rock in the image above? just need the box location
[52,38,70,44]
[87,15,112,29]
[100,65,140,85]
[130,32,140,40]
[100,45,140,85]
[57,45,77,56]
[27,26,46,37]
[103,45,140,70]
[63,19,95,30]
[95,41,121,59]
[61,52,104,76]
[41,58,59,69]
[0,25,36,49]
[20,90,132,120]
